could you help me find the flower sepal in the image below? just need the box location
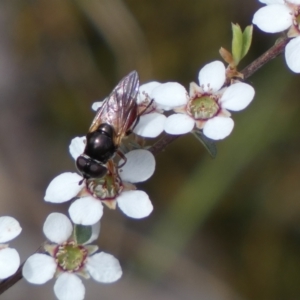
[44,244,57,257]
[84,245,99,256]
[122,182,137,191]
[70,268,90,280]
[287,25,299,38]
[102,200,117,210]
[0,244,8,250]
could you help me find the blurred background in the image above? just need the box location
[0,0,300,299]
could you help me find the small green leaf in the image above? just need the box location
[241,25,253,59]
[231,23,243,66]
[192,129,217,158]
[73,224,92,245]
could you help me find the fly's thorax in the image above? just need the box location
[85,125,117,163]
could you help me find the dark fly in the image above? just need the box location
[76,71,139,180]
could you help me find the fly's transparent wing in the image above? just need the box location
[89,71,139,145]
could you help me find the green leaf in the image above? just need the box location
[241,25,253,59]
[231,23,243,66]
[73,224,92,244]
[192,129,217,158]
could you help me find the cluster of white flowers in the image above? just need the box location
[92,61,255,141]
[23,99,157,299]
[253,0,300,73]
[23,213,121,300]
[127,60,254,140]
[153,61,254,139]
[2,2,300,299]
[19,61,256,299]
[45,137,155,225]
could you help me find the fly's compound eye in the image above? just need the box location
[88,160,107,178]
[76,156,107,179]
[76,156,88,174]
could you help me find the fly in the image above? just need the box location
[76,71,139,180]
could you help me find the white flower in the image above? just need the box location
[252,0,300,73]
[133,81,167,138]
[0,216,22,279]
[91,81,167,138]
[45,137,155,225]
[155,61,255,140]
[23,213,122,300]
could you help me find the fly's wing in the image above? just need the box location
[89,71,139,145]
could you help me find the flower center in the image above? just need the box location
[290,3,300,31]
[87,161,123,200]
[55,242,87,272]
[187,95,219,120]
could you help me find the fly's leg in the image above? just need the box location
[117,150,127,167]
[126,99,154,135]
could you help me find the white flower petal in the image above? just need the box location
[133,113,166,138]
[288,0,300,4]
[0,248,20,279]
[69,197,103,225]
[44,172,84,203]
[198,61,226,92]
[87,252,122,283]
[43,213,73,244]
[91,100,104,112]
[164,114,195,135]
[260,0,284,3]
[119,149,155,183]
[155,103,173,111]
[69,136,86,160]
[0,216,22,243]
[203,117,234,140]
[285,36,300,73]
[151,82,188,107]
[220,82,255,111]
[138,81,161,103]
[54,273,85,300]
[84,221,101,244]
[117,190,153,219]
[252,5,292,33]
[22,253,56,284]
